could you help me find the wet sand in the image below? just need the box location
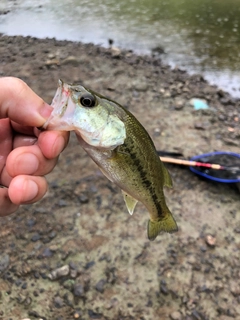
[0,34,240,320]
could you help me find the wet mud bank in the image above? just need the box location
[0,35,240,320]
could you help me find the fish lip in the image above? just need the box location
[41,80,70,130]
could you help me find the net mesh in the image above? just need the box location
[192,153,240,180]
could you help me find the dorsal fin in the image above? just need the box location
[162,165,173,188]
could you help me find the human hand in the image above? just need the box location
[0,77,69,216]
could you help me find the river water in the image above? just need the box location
[0,0,240,98]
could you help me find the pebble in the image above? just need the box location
[194,122,207,130]
[230,281,240,296]
[73,311,82,319]
[47,53,56,59]
[69,261,78,270]
[132,79,148,91]
[21,282,27,289]
[111,46,121,58]
[73,283,84,297]
[85,261,95,269]
[45,58,60,66]
[78,193,89,203]
[160,280,169,295]
[15,279,22,287]
[48,244,59,252]
[170,311,182,320]
[70,269,78,278]
[49,265,70,280]
[153,127,161,136]
[58,199,68,207]
[25,219,36,227]
[0,254,9,273]
[163,90,171,98]
[95,279,106,293]
[218,114,226,121]
[182,86,190,93]
[199,245,207,252]
[192,310,205,320]
[31,233,41,242]
[88,309,102,318]
[33,290,39,297]
[42,248,53,258]
[24,296,32,306]
[62,56,80,66]
[187,255,196,264]
[174,99,185,110]
[49,231,57,239]
[234,227,240,233]
[205,234,216,247]
[54,296,64,308]
[223,138,239,146]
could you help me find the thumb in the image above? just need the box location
[0,77,53,127]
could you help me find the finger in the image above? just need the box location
[0,77,53,127]
[13,135,37,149]
[0,118,12,172]
[8,175,48,205]
[6,145,58,177]
[1,166,12,187]
[37,130,69,159]
[0,188,19,216]
[11,121,36,136]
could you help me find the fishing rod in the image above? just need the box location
[157,151,240,183]
[160,156,239,171]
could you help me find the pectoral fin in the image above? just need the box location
[122,191,138,215]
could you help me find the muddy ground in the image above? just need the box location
[0,34,240,320]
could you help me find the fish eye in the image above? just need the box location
[79,93,96,108]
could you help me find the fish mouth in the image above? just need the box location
[41,79,73,131]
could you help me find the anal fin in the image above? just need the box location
[122,191,138,215]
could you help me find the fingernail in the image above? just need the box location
[15,153,39,175]
[39,103,53,120]
[22,137,38,145]
[23,180,38,202]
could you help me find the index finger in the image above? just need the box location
[0,77,53,127]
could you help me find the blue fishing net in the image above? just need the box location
[190,152,240,183]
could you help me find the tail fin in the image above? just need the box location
[147,211,178,241]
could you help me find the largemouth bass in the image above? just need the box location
[43,80,178,240]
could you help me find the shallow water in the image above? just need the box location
[0,0,240,97]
